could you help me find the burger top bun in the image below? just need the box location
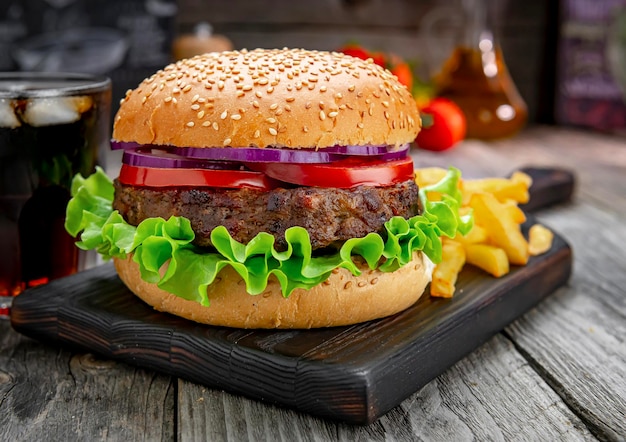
[113,48,421,149]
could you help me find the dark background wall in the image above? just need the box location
[175,0,558,124]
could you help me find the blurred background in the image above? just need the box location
[1,0,624,136]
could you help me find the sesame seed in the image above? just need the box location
[220,110,228,119]
[305,102,312,109]
[384,111,390,119]
[328,111,338,118]
[172,87,180,94]
[268,127,278,136]
[320,86,327,92]
[231,114,242,120]
[285,97,295,102]
[186,121,195,127]
[172,97,178,104]
[213,122,219,130]
[242,85,252,91]
[218,81,225,90]
[252,101,260,108]
[236,91,245,97]
[335,93,342,99]
[192,94,199,103]
[223,138,231,145]
[255,91,263,98]
[382,101,389,108]
[266,117,276,124]
[269,103,278,110]
[319,110,326,121]
[368,106,374,116]
[267,87,274,93]
[197,111,205,119]
[357,122,364,128]
[253,130,260,138]
[202,121,211,127]
[303,126,309,133]
[191,104,200,110]
[141,96,147,104]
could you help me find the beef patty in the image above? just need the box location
[113,180,420,251]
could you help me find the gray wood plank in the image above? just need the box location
[177,334,596,441]
[0,323,175,442]
[505,202,626,441]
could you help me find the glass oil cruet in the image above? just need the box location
[430,0,528,139]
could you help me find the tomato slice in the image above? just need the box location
[246,156,415,188]
[118,164,278,190]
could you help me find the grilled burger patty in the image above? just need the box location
[113,179,420,251]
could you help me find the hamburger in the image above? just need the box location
[65,48,470,328]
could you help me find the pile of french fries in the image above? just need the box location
[415,168,554,298]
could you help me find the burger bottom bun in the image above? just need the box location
[113,252,432,329]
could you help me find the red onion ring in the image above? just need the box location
[111,141,409,163]
[122,149,246,170]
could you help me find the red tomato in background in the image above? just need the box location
[338,45,414,91]
[390,63,413,91]
[415,98,467,152]
[338,45,371,62]
[369,51,387,67]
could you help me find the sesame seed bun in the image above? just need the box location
[113,48,420,148]
[113,252,432,329]
[110,48,429,329]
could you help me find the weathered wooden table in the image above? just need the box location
[1,126,624,441]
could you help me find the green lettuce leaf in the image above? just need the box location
[65,166,472,304]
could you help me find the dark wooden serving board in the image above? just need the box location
[10,219,572,425]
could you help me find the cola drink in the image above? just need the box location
[0,73,111,297]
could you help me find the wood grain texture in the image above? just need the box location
[0,322,175,441]
[177,335,596,441]
[9,225,571,424]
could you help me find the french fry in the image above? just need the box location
[430,239,466,298]
[454,224,488,245]
[465,244,510,277]
[501,199,527,224]
[469,192,530,265]
[415,167,542,299]
[463,178,530,204]
[510,170,533,187]
[414,167,449,188]
[528,224,554,255]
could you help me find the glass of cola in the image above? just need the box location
[0,73,111,314]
